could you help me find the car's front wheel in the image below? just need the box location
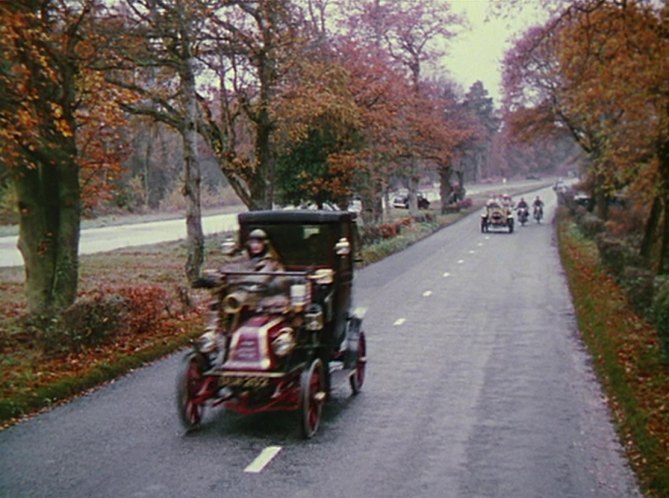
[176,352,210,431]
[299,358,326,438]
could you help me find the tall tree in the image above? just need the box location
[199,0,301,210]
[341,0,463,216]
[459,81,500,182]
[0,0,124,318]
[111,0,212,281]
[503,0,669,272]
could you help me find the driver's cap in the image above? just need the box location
[248,228,268,241]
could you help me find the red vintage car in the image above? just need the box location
[176,210,367,438]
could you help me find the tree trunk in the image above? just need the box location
[659,199,669,275]
[181,43,204,282]
[640,195,661,267]
[657,143,669,275]
[14,150,80,318]
[439,166,453,214]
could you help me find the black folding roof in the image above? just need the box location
[239,210,355,225]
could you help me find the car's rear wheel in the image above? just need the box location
[299,358,326,438]
[349,332,367,394]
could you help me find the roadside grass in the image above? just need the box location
[557,208,669,497]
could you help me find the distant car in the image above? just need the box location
[526,174,541,180]
[392,193,430,209]
[481,200,514,233]
[348,198,362,213]
[573,190,593,209]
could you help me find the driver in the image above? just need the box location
[245,228,284,273]
[516,197,528,210]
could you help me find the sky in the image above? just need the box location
[444,1,547,104]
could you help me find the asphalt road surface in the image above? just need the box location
[0,186,642,498]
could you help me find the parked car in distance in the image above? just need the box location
[391,192,430,209]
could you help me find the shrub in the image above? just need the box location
[117,286,169,334]
[458,198,473,209]
[621,266,656,317]
[595,235,641,279]
[359,224,383,246]
[379,223,399,238]
[578,212,605,238]
[43,293,128,354]
[38,285,169,355]
[652,276,669,359]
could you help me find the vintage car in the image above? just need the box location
[481,201,514,233]
[176,210,367,438]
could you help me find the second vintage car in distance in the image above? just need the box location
[481,199,514,233]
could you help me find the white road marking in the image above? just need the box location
[468,250,476,254]
[457,259,465,264]
[422,290,432,297]
[443,272,451,277]
[394,318,406,326]
[485,236,490,240]
[477,242,484,247]
[244,446,282,474]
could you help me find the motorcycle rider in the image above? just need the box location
[532,196,544,219]
[516,197,529,222]
[517,197,529,210]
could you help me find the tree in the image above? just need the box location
[503,0,669,273]
[274,57,362,208]
[459,81,500,182]
[198,0,302,210]
[340,0,463,216]
[110,0,214,281]
[0,0,125,318]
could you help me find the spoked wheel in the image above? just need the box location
[349,331,367,394]
[299,358,326,439]
[176,352,209,431]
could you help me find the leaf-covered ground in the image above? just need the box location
[558,210,669,497]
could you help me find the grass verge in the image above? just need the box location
[556,207,669,497]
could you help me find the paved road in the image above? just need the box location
[0,186,641,497]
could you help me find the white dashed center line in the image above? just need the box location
[244,446,282,474]
[394,318,406,326]
[477,242,484,247]
[422,290,432,297]
[468,250,476,254]
[457,259,465,264]
[443,272,451,277]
